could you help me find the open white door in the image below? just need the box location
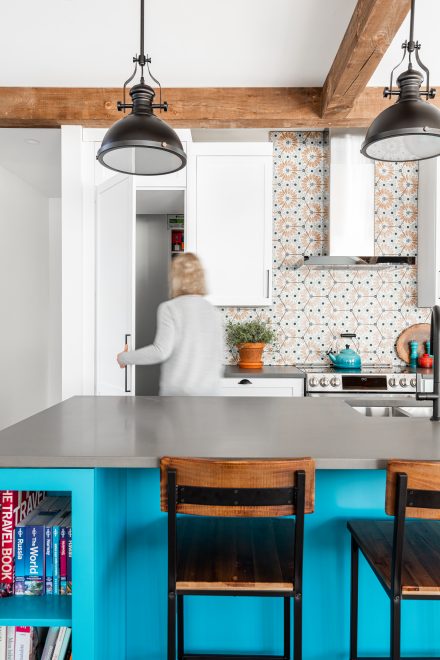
[96,175,135,395]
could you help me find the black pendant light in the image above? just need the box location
[361,0,440,162]
[97,0,186,176]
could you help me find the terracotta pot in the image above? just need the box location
[418,353,433,369]
[237,342,265,369]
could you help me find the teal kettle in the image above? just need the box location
[327,344,361,370]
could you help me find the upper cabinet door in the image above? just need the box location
[96,175,136,395]
[186,143,273,307]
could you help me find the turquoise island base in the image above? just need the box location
[2,468,438,660]
[1,395,440,658]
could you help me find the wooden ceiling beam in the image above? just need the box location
[321,0,411,119]
[1,85,440,129]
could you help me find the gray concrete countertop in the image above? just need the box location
[0,396,440,469]
[223,365,305,378]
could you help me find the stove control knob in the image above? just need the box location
[399,377,408,388]
[389,377,397,388]
[410,378,416,388]
[308,377,318,388]
[320,377,329,387]
[330,377,341,387]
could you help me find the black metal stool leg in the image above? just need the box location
[168,591,176,660]
[390,595,401,660]
[177,595,184,660]
[350,537,359,660]
[293,592,302,660]
[284,597,291,659]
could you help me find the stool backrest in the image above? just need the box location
[386,460,440,520]
[160,457,315,517]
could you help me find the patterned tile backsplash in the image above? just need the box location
[222,130,430,366]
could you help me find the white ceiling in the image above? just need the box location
[0,1,438,94]
[0,0,357,87]
[0,129,61,197]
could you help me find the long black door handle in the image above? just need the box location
[124,334,131,393]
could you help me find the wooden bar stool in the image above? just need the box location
[160,456,315,660]
[348,460,440,660]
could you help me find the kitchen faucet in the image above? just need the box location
[416,305,440,421]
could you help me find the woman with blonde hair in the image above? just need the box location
[117,253,224,395]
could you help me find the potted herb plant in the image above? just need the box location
[226,320,276,369]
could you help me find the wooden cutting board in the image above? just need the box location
[396,323,430,364]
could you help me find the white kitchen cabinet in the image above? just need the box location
[418,158,440,307]
[186,142,273,307]
[220,377,304,397]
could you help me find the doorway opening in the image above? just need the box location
[135,189,185,395]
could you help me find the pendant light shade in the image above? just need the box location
[97,85,186,176]
[361,0,440,162]
[97,1,186,176]
[361,69,440,162]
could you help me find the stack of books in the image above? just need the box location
[0,625,71,659]
[0,493,46,597]
[0,494,72,597]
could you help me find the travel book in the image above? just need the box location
[0,492,45,597]
[59,528,67,596]
[13,497,71,597]
[66,525,72,596]
[13,528,25,596]
[24,527,44,597]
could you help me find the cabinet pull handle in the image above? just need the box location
[124,333,131,393]
[266,269,270,298]
[238,379,252,385]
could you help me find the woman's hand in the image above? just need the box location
[117,344,128,368]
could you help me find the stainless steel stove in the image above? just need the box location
[301,364,417,396]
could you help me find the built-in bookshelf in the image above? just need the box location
[0,596,71,627]
[0,469,126,660]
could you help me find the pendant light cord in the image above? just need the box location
[118,0,168,112]
[408,0,416,63]
[140,0,145,82]
[409,0,415,47]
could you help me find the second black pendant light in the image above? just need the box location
[361,0,440,162]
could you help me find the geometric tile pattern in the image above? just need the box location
[221,131,430,366]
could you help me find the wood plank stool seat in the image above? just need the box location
[348,519,440,598]
[161,457,315,660]
[347,460,440,660]
[176,517,295,593]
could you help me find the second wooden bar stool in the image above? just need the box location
[160,456,316,660]
[348,459,440,660]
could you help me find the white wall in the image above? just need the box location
[0,166,61,429]
[48,197,62,406]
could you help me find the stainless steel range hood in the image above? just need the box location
[301,129,415,269]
